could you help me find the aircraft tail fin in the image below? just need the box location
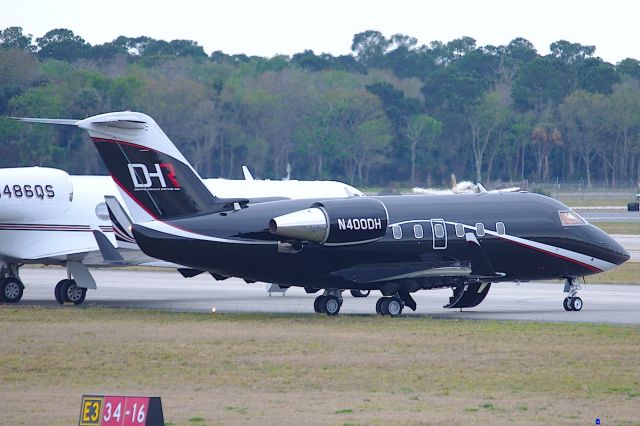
[14,112,219,222]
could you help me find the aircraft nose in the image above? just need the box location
[604,236,630,265]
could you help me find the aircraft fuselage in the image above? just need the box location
[132,192,629,291]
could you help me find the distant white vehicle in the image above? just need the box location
[412,181,520,195]
[0,166,363,304]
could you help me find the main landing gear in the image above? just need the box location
[0,277,24,303]
[376,295,404,317]
[54,279,87,305]
[563,277,583,311]
[0,264,24,303]
[311,289,415,317]
[314,289,343,316]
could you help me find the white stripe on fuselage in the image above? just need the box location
[387,219,616,273]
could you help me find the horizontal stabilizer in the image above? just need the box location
[9,117,80,126]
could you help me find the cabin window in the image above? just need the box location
[434,223,445,238]
[455,223,465,237]
[392,225,403,239]
[413,224,424,239]
[496,222,505,235]
[475,223,485,236]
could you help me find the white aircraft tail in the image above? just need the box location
[14,112,219,223]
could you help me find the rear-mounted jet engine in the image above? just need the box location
[269,198,388,245]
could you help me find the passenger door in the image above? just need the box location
[431,218,447,249]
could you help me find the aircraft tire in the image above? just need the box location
[62,280,86,305]
[324,295,341,316]
[380,298,391,316]
[563,297,572,311]
[386,298,403,317]
[570,297,583,311]
[375,297,386,315]
[313,295,325,313]
[1,277,24,303]
[54,279,67,305]
[350,289,370,298]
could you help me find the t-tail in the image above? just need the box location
[14,112,219,223]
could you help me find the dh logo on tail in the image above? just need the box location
[128,163,181,190]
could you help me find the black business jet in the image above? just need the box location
[17,112,630,316]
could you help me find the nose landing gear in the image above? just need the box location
[563,277,583,311]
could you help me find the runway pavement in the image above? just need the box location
[580,211,640,222]
[11,267,640,325]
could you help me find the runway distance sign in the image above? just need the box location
[79,395,164,426]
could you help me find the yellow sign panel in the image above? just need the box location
[79,395,103,426]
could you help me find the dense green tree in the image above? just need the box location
[550,40,595,64]
[512,57,573,109]
[559,90,608,187]
[404,114,442,185]
[577,58,619,94]
[1,26,640,187]
[0,27,35,52]
[616,58,640,79]
[468,88,511,182]
[36,29,90,61]
[351,30,389,67]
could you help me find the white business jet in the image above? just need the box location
[0,165,362,304]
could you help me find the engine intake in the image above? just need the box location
[269,198,388,246]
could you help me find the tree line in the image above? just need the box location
[1,27,640,188]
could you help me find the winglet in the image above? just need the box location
[241,165,254,181]
[92,229,125,265]
[465,232,498,276]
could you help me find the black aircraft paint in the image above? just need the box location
[17,112,630,316]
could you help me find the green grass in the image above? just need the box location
[1,307,639,425]
[587,262,640,284]
[592,221,640,234]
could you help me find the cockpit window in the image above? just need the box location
[558,210,587,226]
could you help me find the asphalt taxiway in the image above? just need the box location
[11,267,640,325]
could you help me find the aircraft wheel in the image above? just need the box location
[62,280,86,305]
[313,295,325,313]
[380,298,391,316]
[324,295,341,316]
[1,277,24,303]
[563,297,573,311]
[350,289,370,298]
[570,297,583,311]
[375,297,386,315]
[386,297,403,317]
[54,279,68,305]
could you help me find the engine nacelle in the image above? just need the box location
[0,167,73,221]
[269,198,388,246]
